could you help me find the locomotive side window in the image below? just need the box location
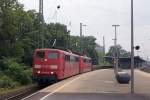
[75,57,79,62]
[48,52,58,59]
[70,56,76,62]
[84,58,90,63]
[89,59,92,63]
[65,55,70,61]
[84,59,87,63]
[36,51,45,58]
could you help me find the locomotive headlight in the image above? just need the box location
[37,71,40,74]
[34,65,41,69]
[50,65,58,69]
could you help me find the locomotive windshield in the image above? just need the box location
[36,51,45,58]
[48,52,58,59]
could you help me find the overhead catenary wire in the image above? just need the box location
[46,0,72,34]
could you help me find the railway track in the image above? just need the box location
[0,84,41,100]
[0,82,56,100]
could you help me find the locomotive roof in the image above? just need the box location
[80,56,91,60]
[35,48,79,56]
[35,48,91,59]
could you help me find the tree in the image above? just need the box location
[45,23,70,49]
[0,0,34,59]
[106,45,131,57]
[70,36,99,65]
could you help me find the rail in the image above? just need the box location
[0,84,39,100]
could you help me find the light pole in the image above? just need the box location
[80,23,87,54]
[131,0,135,94]
[112,25,120,75]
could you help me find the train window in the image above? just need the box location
[36,51,45,58]
[84,59,87,63]
[84,59,90,63]
[65,55,70,61]
[48,52,58,59]
[75,57,79,62]
[70,56,76,62]
[89,59,92,63]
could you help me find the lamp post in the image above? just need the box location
[112,24,131,84]
[131,0,134,94]
[112,25,120,75]
[80,23,87,54]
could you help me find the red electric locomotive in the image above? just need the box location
[32,48,92,85]
[32,48,80,84]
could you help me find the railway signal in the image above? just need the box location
[135,46,140,50]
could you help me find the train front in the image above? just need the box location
[32,49,59,84]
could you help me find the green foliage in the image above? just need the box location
[106,45,131,57]
[88,48,99,65]
[97,51,104,63]
[70,36,99,65]
[0,58,32,89]
[45,23,70,49]
[0,58,32,86]
[0,74,19,88]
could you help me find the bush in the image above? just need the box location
[0,74,19,88]
[20,69,32,85]
[0,58,32,88]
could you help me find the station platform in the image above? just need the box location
[22,69,150,100]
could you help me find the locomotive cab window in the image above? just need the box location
[48,52,58,59]
[36,51,45,58]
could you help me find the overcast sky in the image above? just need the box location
[19,0,150,59]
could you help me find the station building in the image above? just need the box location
[104,56,145,69]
